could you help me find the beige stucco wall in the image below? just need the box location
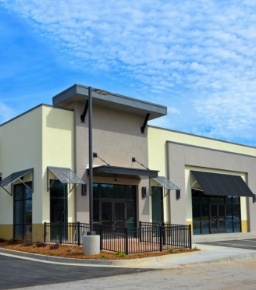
[148,126,256,232]
[70,103,150,224]
[41,106,75,224]
[0,105,74,241]
[148,126,256,177]
[0,106,43,229]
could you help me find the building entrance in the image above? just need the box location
[192,190,241,235]
[210,204,225,233]
[100,201,125,227]
[93,183,136,229]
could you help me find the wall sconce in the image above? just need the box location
[176,190,181,200]
[81,184,87,196]
[142,187,147,198]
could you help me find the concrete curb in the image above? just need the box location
[1,246,256,268]
[0,247,204,267]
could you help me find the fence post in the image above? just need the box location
[159,225,163,252]
[59,223,62,244]
[139,221,142,242]
[77,222,80,246]
[162,222,166,245]
[44,222,46,242]
[188,225,192,248]
[99,225,103,250]
[125,227,128,255]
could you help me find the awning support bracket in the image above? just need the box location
[1,186,12,196]
[47,176,57,192]
[141,113,150,134]
[80,101,88,123]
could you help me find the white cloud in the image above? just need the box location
[0,103,16,124]
[1,0,256,144]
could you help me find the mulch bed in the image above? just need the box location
[0,240,197,260]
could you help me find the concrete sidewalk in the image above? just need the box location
[0,232,256,268]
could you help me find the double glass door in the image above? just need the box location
[100,201,125,227]
[210,204,226,233]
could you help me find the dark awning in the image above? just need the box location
[191,171,254,197]
[48,166,85,185]
[91,165,158,179]
[153,176,180,190]
[0,168,33,195]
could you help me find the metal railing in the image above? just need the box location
[44,222,90,246]
[44,222,191,255]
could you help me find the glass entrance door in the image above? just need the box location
[210,204,226,233]
[100,201,125,227]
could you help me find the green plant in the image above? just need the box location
[116,251,126,257]
[101,253,107,259]
[168,248,174,253]
[179,248,185,252]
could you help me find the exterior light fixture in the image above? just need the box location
[176,190,181,200]
[142,186,147,198]
[81,184,87,196]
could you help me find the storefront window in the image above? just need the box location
[192,190,241,235]
[14,182,32,241]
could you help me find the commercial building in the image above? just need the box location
[0,84,255,242]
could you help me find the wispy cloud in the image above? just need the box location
[0,103,16,124]
[1,0,256,145]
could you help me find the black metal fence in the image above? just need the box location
[44,222,191,255]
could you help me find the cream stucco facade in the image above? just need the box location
[148,126,256,234]
[0,84,256,242]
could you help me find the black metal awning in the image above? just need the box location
[0,168,33,196]
[152,176,180,190]
[48,166,85,191]
[91,165,158,179]
[191,171,254,197]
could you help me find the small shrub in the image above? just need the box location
[7,239,22,245]
[101,253,107,259]
[179,248,185,252]
[23,240,33,247]
[35,241,46,247]
[116,251,126,258]
[50,243,59,250]
[168,248,174,254]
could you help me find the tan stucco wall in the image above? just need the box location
[148,126,256,177]
[0,225,13,240]
[71,103,150,224]
[148,126,256,232]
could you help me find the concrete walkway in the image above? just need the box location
[1,232,256,269]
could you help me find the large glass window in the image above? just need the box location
[192,190,241,235]
[14,182,32,241]
[151,187,163,224]
[50,180,67,241]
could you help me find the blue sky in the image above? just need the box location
[1,1,256,146]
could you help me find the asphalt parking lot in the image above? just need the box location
[0,255,153,290]
[198,238,256,250]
